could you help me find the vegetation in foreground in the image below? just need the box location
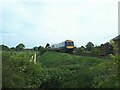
[0,51,2,88]
[2,50,120,88]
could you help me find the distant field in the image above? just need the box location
[2,51,119,88]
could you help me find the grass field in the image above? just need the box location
[2,51,119,88]
[37,51,119,88]
[38,51,109,68]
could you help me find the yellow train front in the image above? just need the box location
[65,40,74,52]
[52,40,74,53]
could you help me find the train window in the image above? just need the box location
[66,42,74,46]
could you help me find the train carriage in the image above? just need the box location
[52,40,74,52]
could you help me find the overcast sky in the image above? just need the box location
[0,0,119,48]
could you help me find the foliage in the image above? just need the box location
[110,40,118,54]
[38,51,119,88]
[45,43,50,48]
[2,51,42,88]
[33,46,38,51]
[85,42,94,51]
[76,46,85,53]
[10,47,16,51]
[2,51,119,88]
[91,46,102,54]
[0,45,9,51]
[16,43,25,51]
[90,56,119,88]
[38,46,47,55]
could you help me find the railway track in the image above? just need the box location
[69,52,107,59]
[50,50,107,59]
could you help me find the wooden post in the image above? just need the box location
[34,52,36,64]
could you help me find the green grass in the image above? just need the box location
[38,51,109,68]
[2,51,119,88]
[37,51,119,88]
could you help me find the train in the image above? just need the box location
[51,40,74,52]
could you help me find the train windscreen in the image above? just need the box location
[66,42,74,46]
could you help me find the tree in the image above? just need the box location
[38,46,43,51]
[45,43,50,48]
[33,46,38,51]
[10,47,15,51]
[101,42,113,55]
[16,43,25,51]
[78,46,85,53]
[81,46,85,51]
[110,40,118,55]
[85,42,94,51]
[0,45,2,50]
[1,45,9,51]
[38,46,46,55]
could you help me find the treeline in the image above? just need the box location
[0,43,50,55]
[0,43,26,51]
[75,40,119,56]
[0,39,119,56]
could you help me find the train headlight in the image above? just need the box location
[66,46,74,49]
